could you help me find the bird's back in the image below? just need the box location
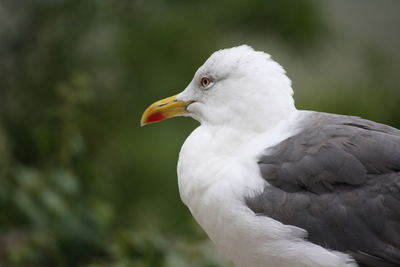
[247,111,400,267]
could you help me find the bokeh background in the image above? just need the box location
[0,0,399,266]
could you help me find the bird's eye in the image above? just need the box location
[200,77,212,88]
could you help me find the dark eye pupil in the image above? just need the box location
[202,78,209,87]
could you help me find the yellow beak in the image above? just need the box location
[140,95,192,126]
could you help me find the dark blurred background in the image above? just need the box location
[0,0,399,266]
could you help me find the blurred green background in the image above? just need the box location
[0,0,399,266]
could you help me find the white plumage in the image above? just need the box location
[175,46,355,267]
[141,45,400,267]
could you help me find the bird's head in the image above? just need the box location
[141,45,296,131]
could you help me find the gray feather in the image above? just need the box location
[246,112,400,266]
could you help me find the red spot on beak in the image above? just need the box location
[147,112,166,124]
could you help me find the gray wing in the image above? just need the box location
[246,112,400,267]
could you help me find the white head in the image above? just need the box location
[141,45,296,131]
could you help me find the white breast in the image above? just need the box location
[177,119,357,267]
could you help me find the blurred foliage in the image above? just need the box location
[0,0,398,266]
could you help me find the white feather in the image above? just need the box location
[175,45,357,267]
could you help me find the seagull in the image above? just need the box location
[140,45,400,267]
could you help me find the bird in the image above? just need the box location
[140,45,400,267]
